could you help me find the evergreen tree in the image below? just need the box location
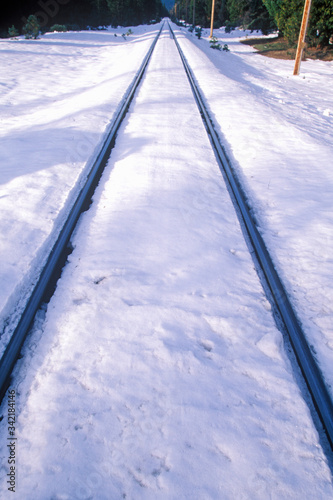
[8,25,19,38]
[23,15,40,39]
[3,0,330,46]
[2,0,167,36]
[306,0,333,46]
[262,0,282,25]
[277,0,333,46]
[276,0,303,44]
[227,0,249,26]
[225,0,274,32]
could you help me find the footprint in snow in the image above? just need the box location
[200,340,214,352]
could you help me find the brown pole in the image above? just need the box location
[209,0,216,38]
[293,0,313,75]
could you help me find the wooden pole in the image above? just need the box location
[209,0,216,38]
[293,0,313,75]
[193,0,196,26]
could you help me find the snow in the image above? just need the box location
[0,21,333,498]
[0,25,158,352]
[176,24,333,396]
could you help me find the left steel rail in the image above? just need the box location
[0,23,164,404]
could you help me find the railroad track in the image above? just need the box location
[0,23,164,403]
[0,19,332,469]
[168,23,333,453]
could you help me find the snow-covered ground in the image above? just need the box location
[0,24,158,352]
[176,24,333,397]
[0,20,332,498]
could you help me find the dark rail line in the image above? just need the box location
[0,23,164,405]
[168,22,333,452]
[1,21,332,463]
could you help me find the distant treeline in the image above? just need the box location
[2,0,332,46]
[1,0,169,37]
[172,0,333,46]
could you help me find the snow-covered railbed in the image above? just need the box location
[0,24,161,354]
[0,26,332,498]
[174,24,333,399]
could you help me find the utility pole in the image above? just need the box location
[293,0,313,75]
[209,0,216,38]
[193,0,196,26]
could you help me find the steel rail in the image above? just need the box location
[0,23,164,404]
[169,22,333,451]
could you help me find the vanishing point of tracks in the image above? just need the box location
[0,22,332,465]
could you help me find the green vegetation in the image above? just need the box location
[263,0,333,46]
[172,0,333,47]
[8,25,19,38]
[50,24,68,33]
[242,35,333,60]
[23,15,40,39]
[105,0,167,27]
[1,0,168,38]
[210,35,222,49]
[1,0,332,50]
[195,26,203,38]
[172,0,275,34]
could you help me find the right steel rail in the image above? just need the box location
[169,22,333,451]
